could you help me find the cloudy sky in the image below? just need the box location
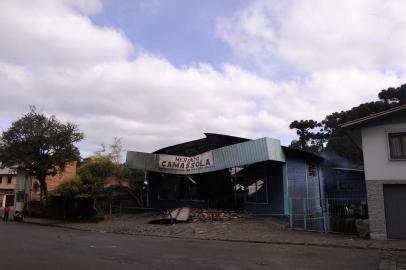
[1,0,406,156]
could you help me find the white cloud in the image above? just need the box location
[0,0,405,157]
[214,0,406,137]
[217,0,406,73]
[0,54,285,153]
[0,0,132,67]
[0,0,284,152]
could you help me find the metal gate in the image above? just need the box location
[289,198,324,231]
[289,197,368,234]
[383,184,406,239]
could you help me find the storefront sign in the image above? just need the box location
[158,152,214,171]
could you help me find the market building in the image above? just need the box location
[126,133,327,231]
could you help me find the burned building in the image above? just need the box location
[126,133,326,230]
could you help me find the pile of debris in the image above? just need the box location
[150,207,191,224]
[149,207,249,224]
[189,208,246,222]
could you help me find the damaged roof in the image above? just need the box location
[153,133,250,156]
[154,133,322,160]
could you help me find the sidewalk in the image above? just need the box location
[24,217,66,226]
[23,214,406,251]
[380,252,406,270]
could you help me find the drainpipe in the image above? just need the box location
[233,167,237,209]
[283,162,289,215]
[304,161,309,229]
[317,165,326,232]
[144,170,149,208]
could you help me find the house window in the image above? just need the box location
[7,176,12,184]
[389,132,406,159]
[308,163,317,177]
[246,179,267,203]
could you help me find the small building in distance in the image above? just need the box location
[0,167,17,207]
[29,162,77,202]
[13,162,77,214]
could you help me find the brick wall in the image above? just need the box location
[366,179,406,240]
[366,180,387,240]
[31,162,77,201]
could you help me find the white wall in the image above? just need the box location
[362,122,406,181]
[14,171,32,212]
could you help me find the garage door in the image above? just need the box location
[383,184,406,239]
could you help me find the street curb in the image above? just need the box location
[22,220,406,252]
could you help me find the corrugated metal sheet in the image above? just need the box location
[126,137,285,175]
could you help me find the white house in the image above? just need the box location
[342,104,406,239]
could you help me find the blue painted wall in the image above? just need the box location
[322,168,366,199]
[285,153,324,230]
[245,162,284,215]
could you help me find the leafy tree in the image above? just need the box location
[310,131,330,151]
[109,137,124,164]
[94,137,124,164]
[289,83,406,165]
[76,155,117,196]
[289,120,319,148]
[289,120,327,152]
[378,84,406,105]
[58,139,129,198]
[0,107,84,202]
[57,175,81,198]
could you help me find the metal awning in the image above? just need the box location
[126,137,286,175]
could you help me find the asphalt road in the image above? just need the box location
[0,221,382,270]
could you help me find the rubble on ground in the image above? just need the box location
[169,207,190,222]
[150,207,248,224]
[189,208,248,222]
